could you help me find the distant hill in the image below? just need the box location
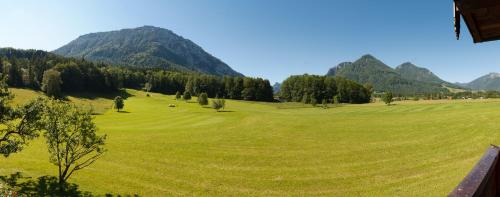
[459,73,500,91]
[326,55,455,95]
[272,82,281,94]
[395,62,445,84]
[395,62,463,89]
[53,26,243,77]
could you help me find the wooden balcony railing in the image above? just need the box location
[449,145,500,197]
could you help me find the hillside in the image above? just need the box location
[460,73,500,90]
[326,55,449,95]
[395,62,445,84]
[395,62,464,89]
[53,26,243,77]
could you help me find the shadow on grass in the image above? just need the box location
[217,110,234,113]
[0,172,139,197]
[117,111,131,113]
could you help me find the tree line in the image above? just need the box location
[0,48,274,102]
[279,74,372,104]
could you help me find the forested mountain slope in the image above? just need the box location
[53,26,243,77]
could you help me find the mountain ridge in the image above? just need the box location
[459,72,500,91]
[53,26,243,77]
[325,55,460,94]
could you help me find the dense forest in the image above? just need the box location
[0,48,274,102]
[279,74,372,104]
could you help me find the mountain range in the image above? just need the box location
[51,26,500,93]
[53,26,243,77]
[457,73,500,91]
[326,55,462,95]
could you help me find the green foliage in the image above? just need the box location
[183,91,192,101]
[144,82,152,92]
[175,91,181,100]
[41,69,62,98]
[198,93,209,106]
[333,95,340,105]
[382,91,393,105]
[280,74,371,104]
[0,77,45,157]
[2,61,23,87]
[322,99,328,109]
[114,96,124,112]
[0,48,275,103]
[41,99,106,184]
[310,96,317,107]
[211,98,225,111]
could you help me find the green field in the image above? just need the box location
[2,88,500,196]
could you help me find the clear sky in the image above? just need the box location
[1,0,500,84]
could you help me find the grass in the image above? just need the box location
[3,88,500,196]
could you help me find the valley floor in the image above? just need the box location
[2,89,500,196]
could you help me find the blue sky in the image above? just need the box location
[1,0,500,84]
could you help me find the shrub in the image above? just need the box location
[175,91,181,100]
[183,91,192,101]
[212,98,226,112]
[198,93,209,106]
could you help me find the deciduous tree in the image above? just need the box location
[183,91,191,101]
[41,99,106,185]
[198,92,209,106]
[114,96,124,112]
[0,76,45,157]
[42,69,62,98]
[382,91,393,105]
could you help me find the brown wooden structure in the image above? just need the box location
[454,0,500,43]
[449,145,500,197]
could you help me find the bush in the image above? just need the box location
[382,91,393,105]
[183,91,191,101]
[212,98,226,112]
[198,93,209,106]
[175,91,181,100]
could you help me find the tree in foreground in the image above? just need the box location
[41,99,106,186]
[175,91,181,100]
[212,98,226,112]
[382,91,393,105]
[41,69,62,98]
[183,91,192,101]
[198,92,209,106]
[114,96,124,112]
[0,76,45,157]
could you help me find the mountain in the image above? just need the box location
[395,62,463,89]
[326,55,452,95]
[460,73,500,90]
[395,62,445,84]
[53,26,243,77]
[272,82,281,94]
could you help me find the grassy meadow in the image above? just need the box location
[2,88,500,196]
